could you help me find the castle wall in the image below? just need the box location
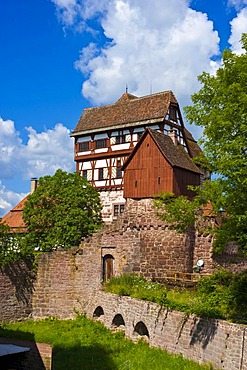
[0,260,34,322]
[32,242,102,319]
[85,290,247,370]
[105,198,208,277]
[1,198,247,324]
[0,230,246,369]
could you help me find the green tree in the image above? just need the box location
[154,35,247,253]
[22,169,102,252]
[0,222,22,267]
[185,34,247,253]
[0,223,15,267]
[153,192,200,233]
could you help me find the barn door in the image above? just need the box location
[103,254,114,281]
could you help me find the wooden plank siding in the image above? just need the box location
[173,167,200,199]
[123,134,174,198]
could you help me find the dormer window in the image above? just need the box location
[169,106,177,122]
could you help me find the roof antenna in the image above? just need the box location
[126,84,128,93]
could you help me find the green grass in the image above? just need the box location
[103,270,247,323]
[0,316,213,370]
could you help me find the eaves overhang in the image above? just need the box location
[70,117,164,137]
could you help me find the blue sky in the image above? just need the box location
[0,0,247,216]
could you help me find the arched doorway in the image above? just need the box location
[102,254,114,281]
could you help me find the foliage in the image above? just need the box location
[0,223,22,267]
[104,274,168,306]
[197,269,247,322]
[153,35,247,253]
[0,315,212,370]
[153,192,200,233]
[22,169,102,253]
[183,34,247,253]
[104,272,247,323]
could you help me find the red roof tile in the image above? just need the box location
[1,195,29,233]
[71,91,178,134]
[122,128,202,174]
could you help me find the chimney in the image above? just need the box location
[30,178,38,193]
[168,129,178,146]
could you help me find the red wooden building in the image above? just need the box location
[122,128,202,199]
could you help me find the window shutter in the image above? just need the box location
[103,168,108,179]
[112,167,117,178]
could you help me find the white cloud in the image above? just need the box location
[0,181,27,218]
[0,117,74,216]
[52,0,222,142]
[51,0,79,25]
[227,0,247,11]
[0,118,24,179]
[68,0,220,112]
[229,8,247,54]
[23,124,74,179]
[51,0,109,27]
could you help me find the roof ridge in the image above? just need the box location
[83,90,175,111]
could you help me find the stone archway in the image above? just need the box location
[112,314,125,328]
[133,321,149,338]
[93,306,104,318]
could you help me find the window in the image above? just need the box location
[79,142,90,151]
[99,168,108,180]
[82,170,92,181]
[111,134,131,145]
[96,139,107,149]
[169,106,177,122]
[116,135,126,144]
[116,166,122,179]
[114,205,119,217]
[99,168,104,180]
[114,204,125,217]
[116,160,122,178]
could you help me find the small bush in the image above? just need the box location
[104,271,247,323]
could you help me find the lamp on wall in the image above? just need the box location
[193,259,204,273]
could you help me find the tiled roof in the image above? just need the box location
[184,128,202,158]
[1,195,28,233]
[122,128,202,174]
[71,91,178,134]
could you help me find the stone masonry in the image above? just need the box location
[85,290,247,370]
[1,198,247,369]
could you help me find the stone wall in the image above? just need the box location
[82,198,213,279]
[85,290,247,370]
[32,244,102,319]
[1,198,247,324]
[0,260,34,322]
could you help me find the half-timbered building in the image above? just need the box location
[71,90,203,222]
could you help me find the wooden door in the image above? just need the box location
[103,254,114,281]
